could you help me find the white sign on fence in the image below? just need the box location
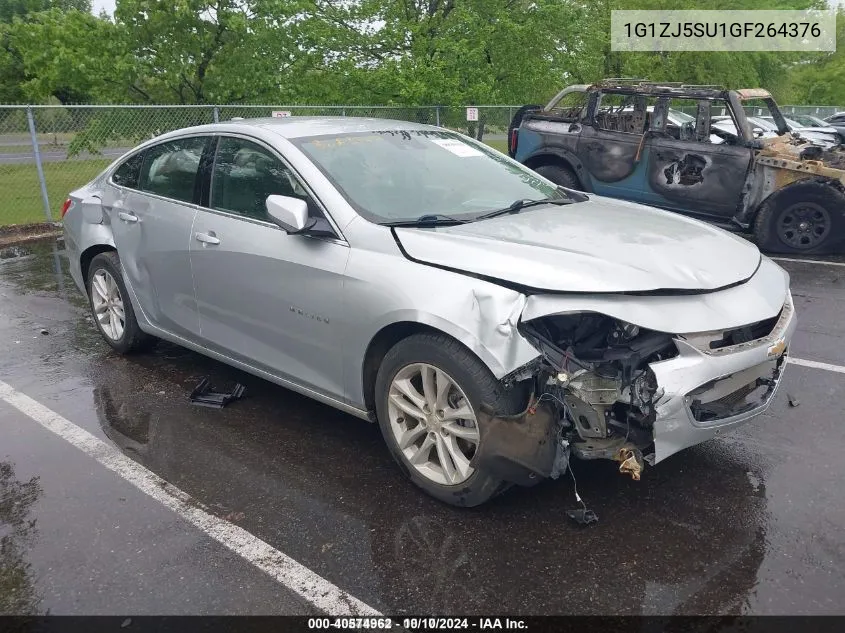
[271,110,292,118]
[466,107,479,122]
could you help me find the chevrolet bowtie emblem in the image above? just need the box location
[767,339,787,358]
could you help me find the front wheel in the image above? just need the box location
[374,333,526,507]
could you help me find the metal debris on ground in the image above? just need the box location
[189,377,246,408]
[788,393,800,407]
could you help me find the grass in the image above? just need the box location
[483,139,509,153]
[1,138,510,227]
[0,158,111,225]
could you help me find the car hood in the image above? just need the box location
[394,197,761,293]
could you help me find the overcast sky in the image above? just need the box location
[91,0,845,17]
[92,0,115,16]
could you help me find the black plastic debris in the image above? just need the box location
[189,377,246,408]
[566,508,599,526]
[39,328,49,335]
[787,393,800,407]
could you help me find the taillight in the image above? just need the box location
[60,198,72,218]
[509,129,519,155]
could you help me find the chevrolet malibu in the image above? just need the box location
[62,118,796,506]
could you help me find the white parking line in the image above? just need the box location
[0,379,381,617]
[790,357,845,374]
[773,257,845,268]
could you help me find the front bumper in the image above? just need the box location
[649,293,797,463]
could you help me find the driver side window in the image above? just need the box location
[210,137,310,221]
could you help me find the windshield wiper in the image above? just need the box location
[381,214,469,227]
[475,197,572,221]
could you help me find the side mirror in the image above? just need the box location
[752,127,764,138]
[266,195,308,233]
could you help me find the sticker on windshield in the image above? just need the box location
[430,138,484,157]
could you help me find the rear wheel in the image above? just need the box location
[535,163,582,190]
[374,333,527,507]
[87,252,155,354]
[753,183,845,254]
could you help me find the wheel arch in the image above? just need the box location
[750,176,845,223]
[521,149,591,191]
[360,318,526,418]
[80,244,117,292]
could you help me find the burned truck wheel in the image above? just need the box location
[535,163,582,191]
[374,333,526,507]
[753,183,845,254]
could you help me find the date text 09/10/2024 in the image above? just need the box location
[306,618,528,630]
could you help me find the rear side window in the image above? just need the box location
[139,137,208,204]
[210,136,309,221]
[112,152,144,189]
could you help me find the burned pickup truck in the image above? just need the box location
[509,80,845,254]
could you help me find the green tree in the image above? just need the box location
[0,0,91,23]
[784,8,845,105]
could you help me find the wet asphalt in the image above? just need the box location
[1,239,844,616]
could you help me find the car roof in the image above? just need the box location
[155,117,439,142]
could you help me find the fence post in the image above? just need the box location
[435,106,441,127]
[212,106,220,123]
[26,107,52,222]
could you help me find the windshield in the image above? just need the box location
[292,130,566,224]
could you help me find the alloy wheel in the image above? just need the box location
[91,269,126,341]
[387,363,480,486]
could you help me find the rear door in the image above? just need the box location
[189,135,350,398]
[106,135,209,338]
[577,92,660,204]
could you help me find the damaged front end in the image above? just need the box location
[471,283,797,488]
[472,312,676,484]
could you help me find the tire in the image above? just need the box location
[374,333,527,507]
[507,104,541,157]
[535,163,582,191]
[753,183,845,254]
[86,251,155,354]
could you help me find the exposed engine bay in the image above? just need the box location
[472,313,678,485]
[470,305,790,497]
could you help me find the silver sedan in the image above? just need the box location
[62,117,796,506]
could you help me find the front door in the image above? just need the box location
[646,99,753,218]
[646,138,753,218]
[106,136,209,338]
[189,135,350,398]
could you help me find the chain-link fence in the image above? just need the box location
[0,104,522,227]
[0,103,841,227]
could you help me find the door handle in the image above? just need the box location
[118,211,138,223]
[195,232,220,246]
